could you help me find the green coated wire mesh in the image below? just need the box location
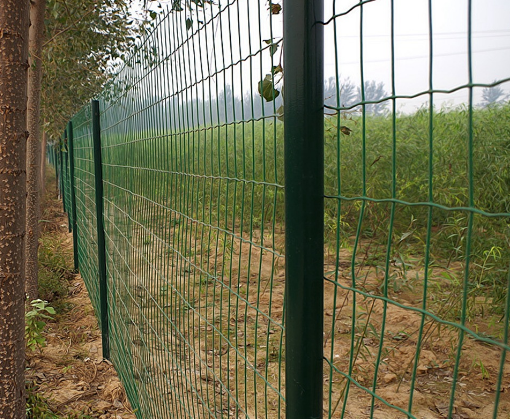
[48,0,510,418]
[71,2,285,418]
[55,145,62,200]
[323,1,510,418]
[72,105,104,326]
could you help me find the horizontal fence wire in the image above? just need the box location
[48,0,510,418]
[322,1,510,419]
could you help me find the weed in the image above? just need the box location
[61,365,73,374]
[471,356,490,380]
[25,299,56,352]
[38,232,73,313]
[26,382,59,419]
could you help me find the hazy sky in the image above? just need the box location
[323,0,510,110]
[130,0,510,113]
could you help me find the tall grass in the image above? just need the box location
[101,103,510,302]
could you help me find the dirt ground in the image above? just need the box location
[33,170,510,419]
[121,209,510,418]
[26,174,135,419]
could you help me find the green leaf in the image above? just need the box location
[397,230,415,245]
[35,320,46,329]
[263,39,279,56]
[258,74,280,102]
[172,0,183,11]
[149,11,157,20]
[270,44,278,56]
[186,18,193,30]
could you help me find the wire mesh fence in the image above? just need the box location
[48,0,510,418]
[321,2,510,418]
[71,105,104,326]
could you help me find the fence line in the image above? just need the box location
[50,1,510,418]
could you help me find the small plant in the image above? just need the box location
[26,382,59,419]
[471,356,490,380]
[25,299,56,352]
[62,365,73,374]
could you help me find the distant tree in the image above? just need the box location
[24,0,148,299]
[354,80,389,116]
[480,82,508,107]
[324,77,357,110]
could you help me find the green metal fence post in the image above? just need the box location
[284,0,324,418]
[54,145,59,197]
[55,146,59,195]
[64,130,72,233]
[67,121,79,271]
[60,139,66,212]
[91,99,110,360]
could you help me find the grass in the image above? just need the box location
[26,383,94,419]
[37,233,74,314]
[102,102,509,307]
[67,101,510,417]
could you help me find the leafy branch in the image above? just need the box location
[257,1,284,122]
[25,299,56,352]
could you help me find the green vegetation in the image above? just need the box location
[26,383,59,419]
[97,101,510,324]
[71,99,510,417]
[26,384,94,419]
[25,300,56,352]
[112,110,504,246]
[325,103,510,319]
[107,103,508,240]
[38,233,73,314]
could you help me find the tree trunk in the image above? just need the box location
[40,130,47,194]
[25,0,46,301]
[0,1,30,418]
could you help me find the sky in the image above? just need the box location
[129,0,510,113]
[322,0,510,111]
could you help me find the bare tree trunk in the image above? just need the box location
[0,1,30,418]
[25,0,46,300]
[40,130,47,196]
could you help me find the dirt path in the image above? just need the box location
[26,171,136,419]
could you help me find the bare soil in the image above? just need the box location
[26,173,135,419]
[33,173,510,419]
[124,210,510,418]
